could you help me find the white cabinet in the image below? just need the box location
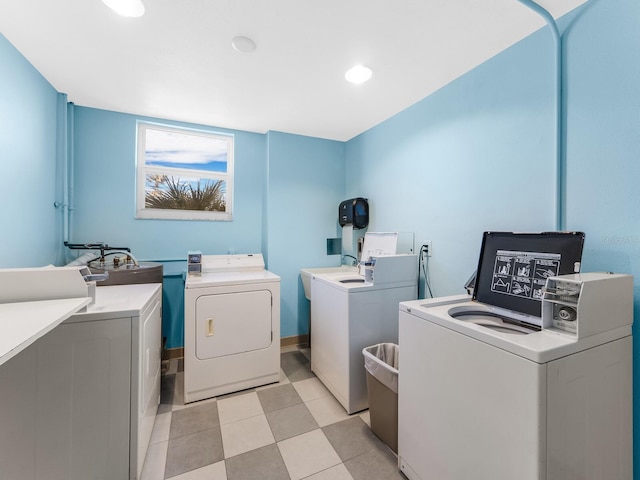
[133,292,162,479]
[0,317,131,480]
[0,283,161,480]
[311,277,415,414]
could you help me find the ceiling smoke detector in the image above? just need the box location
[231,36,257,54]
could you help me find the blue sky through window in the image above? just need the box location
[145,128,228,173]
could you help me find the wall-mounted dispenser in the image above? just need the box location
[338,198,369,255]
[339,198,369,229]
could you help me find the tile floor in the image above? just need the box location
[141,347,405,480]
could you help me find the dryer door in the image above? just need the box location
[195,290,273,360]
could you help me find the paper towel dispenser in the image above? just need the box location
[339,198,369,229]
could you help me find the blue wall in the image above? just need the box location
[345,20,557,296]
[0,34,63,267]
[561,0,640,460]
[266,131,345,337]
[71,107,266,258]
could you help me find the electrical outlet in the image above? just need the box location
[421,241,432,257]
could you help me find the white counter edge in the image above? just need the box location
[0,297,91,367]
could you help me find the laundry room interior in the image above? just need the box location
[2,0,640,479]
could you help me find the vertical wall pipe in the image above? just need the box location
[517,0,565,230]
[61,95,69,244]
[67,102,75,245]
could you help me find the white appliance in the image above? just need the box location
[0,281,162,480]
[311,252,418,414]
[398,271,633,480]
[184,254,280,403]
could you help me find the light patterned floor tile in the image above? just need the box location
[280,351,315,382]
[344,443,405,480]
[170,372,185,410]
[322,417,381,462]
[266,403,319,442]
[174,395,217,412]
[164,428,224,478]
[220,414,275,458]
[292,377,331,402]
[305,395,350,427]
[277,430,341,480]
[168,461,226,480]
[256,369,291,391]
[299,348,310,361]
[150,412,172,445]
[359,411,370,428]
[140,440,168,480]
[144,349,403,480]
[257,384,303,413]
[217,391,264,425]
[169,402,219,439]
[225,444,290,480]
[304,463,355,480]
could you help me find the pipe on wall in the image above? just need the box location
[67,102,75,247]
[54,93,69,265]
[517,0,565,231]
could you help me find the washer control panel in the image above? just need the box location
[541,272,633,338]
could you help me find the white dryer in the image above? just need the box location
[184,254,280,403]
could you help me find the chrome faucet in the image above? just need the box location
[342,254,358,266]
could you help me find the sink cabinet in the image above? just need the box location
[0,284,161,480]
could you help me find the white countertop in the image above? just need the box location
[71,283,162,321]
[0,297,91,367]
[0,283,163,367]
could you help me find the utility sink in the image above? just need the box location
[300,265,358,300]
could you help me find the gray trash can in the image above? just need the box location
[363,343,399,453]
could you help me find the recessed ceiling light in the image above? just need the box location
[231,36,257,54]
[345,65,373,85]
[101,0,145,18]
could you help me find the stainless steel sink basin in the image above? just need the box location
[300,265,358,300]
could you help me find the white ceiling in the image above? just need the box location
[1,0,586,142]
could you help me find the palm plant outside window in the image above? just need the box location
[136,122,234,220]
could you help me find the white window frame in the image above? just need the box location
[136,122,234,221]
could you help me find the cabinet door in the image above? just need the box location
[136,298,162,479]
[0,317,132,480]
[40,317,132,480]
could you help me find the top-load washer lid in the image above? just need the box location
[360,232,398,263]
[471,232,585,328]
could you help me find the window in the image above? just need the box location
[136,122,234,221]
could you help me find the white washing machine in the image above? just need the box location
[184,254,280,403]
[311,254,417,414]
[398,272,633,480]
